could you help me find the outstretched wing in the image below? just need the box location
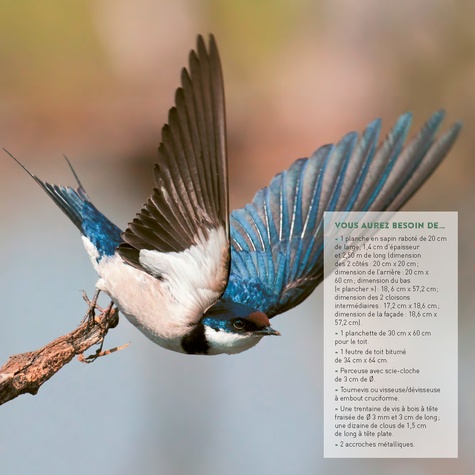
[118,35,229,292]
[224,111,461,317]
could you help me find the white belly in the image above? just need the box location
[96,253,190,352]
[81,230,227,353]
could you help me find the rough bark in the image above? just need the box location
[0,305,120,406]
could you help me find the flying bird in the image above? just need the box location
[6,35,461,355]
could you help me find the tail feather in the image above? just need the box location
[5,150,123,257]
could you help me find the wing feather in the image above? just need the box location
[224,111,461,316]
[118,35,228,277]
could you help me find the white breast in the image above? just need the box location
[81,227,228,353]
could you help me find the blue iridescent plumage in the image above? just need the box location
[4,150,122,258]
[223,111,461,317]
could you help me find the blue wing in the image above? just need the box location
[222,111,461,317]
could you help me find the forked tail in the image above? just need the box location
[5,150,123,258]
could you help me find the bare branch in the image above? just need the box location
[0,305,120,406]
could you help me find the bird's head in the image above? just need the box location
[181,299,280,355]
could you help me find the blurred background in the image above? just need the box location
[0,1,473,474]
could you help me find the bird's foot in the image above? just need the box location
[81,289,102,326]
[78,302,127,363]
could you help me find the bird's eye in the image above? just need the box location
[233,319,245,330]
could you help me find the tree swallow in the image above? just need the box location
[6,35,461,355]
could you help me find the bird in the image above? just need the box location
[6,34,461,356]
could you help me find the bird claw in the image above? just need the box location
[81,289,102,326]
[78,297,124,363]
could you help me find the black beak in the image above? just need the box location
[253,326,281,337]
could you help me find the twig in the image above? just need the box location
[0,304,120,406]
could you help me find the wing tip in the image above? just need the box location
[394,111,413,134]
[449,120,463,136]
